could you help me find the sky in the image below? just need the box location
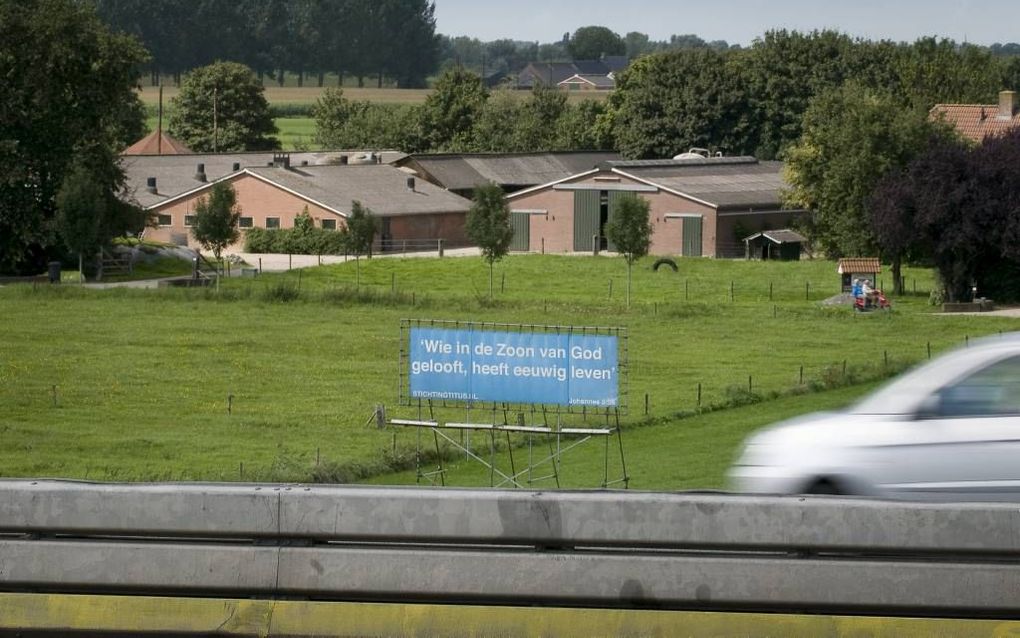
[432,0,1019,46]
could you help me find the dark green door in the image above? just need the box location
[682,216,703,256]
[573,190,601,252]
[509,212,530,252]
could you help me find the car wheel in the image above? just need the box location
[804,479,843,495]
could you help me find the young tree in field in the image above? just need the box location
[465,183,514,298]
[345,200,377,288]
[192,182,241,263]
[56,163,104,283]
[168,61,279,152]
[605,194,652,307]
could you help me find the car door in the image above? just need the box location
[874,354,1020,501]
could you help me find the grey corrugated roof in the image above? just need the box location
[242,165,472,217]
[614,160,788,209]
[744,229,807,244]
[122,151,407,208]
[402,152,620,192]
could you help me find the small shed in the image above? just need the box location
[743,229,807,261]
[837,258,881,293]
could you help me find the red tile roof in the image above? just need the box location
[837,258,880,275]
[930,103,1020,143]
[123,129,193,155]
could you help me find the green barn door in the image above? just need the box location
[573,190,601,252]
[606,191,632,252]
[682,216,703,256]
[509,212,530,252]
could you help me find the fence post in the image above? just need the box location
[541,237,545,254]
[697,383,702,406]
[592,234,599,256]
[805,281,810,300]
[438,238,444,258]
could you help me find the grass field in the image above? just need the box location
[2,255,1016,486]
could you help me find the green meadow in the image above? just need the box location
[2,254,1016,487]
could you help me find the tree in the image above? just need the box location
[417,67,489,151]
[55,162,104,283]
[783,83,940,274]
[168,61,279,152]
[624,32,652,59]
[192,182,241,262]
[0,0,147,274]
[604,195,652,307]
[870,127,1020,303]
[345,200,377,288]
[567,26,625,60]
[610,48,753,159]
[465,183,513,298]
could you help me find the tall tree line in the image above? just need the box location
[89,0,440,88]
[610,30,1019,160]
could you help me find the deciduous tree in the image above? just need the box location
[418,67,489,151]
[783,83,939,268]
[345,200,377,288]
[192,182,241,262]
[168,61,279,152]
[0,0,147,274]
[567,26,625,60]
[465,183,514,297]
[604,194,652,307]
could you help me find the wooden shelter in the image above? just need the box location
[837,258,881,293]
[743,229,806,261]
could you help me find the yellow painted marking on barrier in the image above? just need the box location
[2,593,1020,637]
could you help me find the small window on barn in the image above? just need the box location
[265,217,280,229]
[321,219,337,230]
[157,214,172,227]
[239,217,253,228]
[184,215,196,227]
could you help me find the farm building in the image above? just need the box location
[395,151,621,198]
[123,129,193,156]
[123,152,471,253]
[743,229,807,261]
[505,156,807,257]
[515,57,628,90]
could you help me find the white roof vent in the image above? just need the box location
[672,147,714,161]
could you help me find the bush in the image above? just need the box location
[243,227,347,254]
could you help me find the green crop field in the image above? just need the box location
[2,255,1015,487]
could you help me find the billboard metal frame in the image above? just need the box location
[398,319,628,416]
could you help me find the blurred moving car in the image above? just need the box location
[729,333,1020,501]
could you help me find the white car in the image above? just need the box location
[729,332,1020,501]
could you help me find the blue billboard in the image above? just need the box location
[408,327,618,407]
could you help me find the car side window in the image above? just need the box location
[933,355,1020,417]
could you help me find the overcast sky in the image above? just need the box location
[433,0,1018,46]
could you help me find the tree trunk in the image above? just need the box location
[489,261,493,298]
[357,75,364,88]
[377,73,383,88]
[892,255,902,296]
[626,262,632,308]
[78,253,83,286]
[297,70,304,87]
[317,71,324,87]
[337,70,344,87]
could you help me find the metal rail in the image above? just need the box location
[2,480,1020,616]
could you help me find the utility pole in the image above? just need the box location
[212,86,218,153]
